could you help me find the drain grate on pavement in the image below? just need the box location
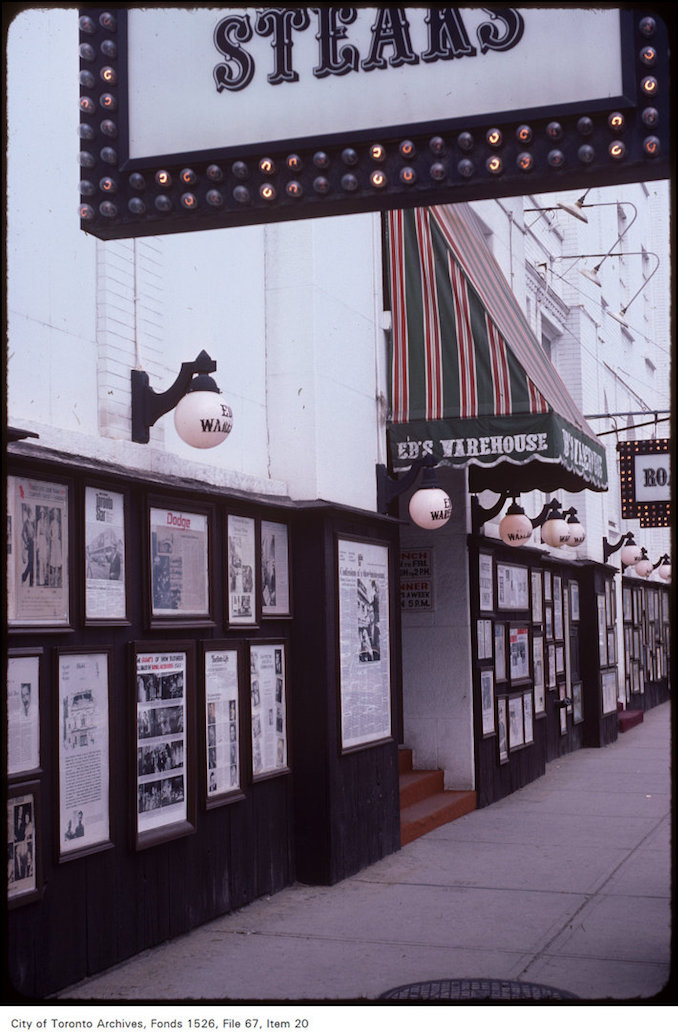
[380,978,578,1000]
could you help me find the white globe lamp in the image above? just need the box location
[633,550,653,578]
[173,374,233,449]
[657,557,671,581]
[540,509,572,548]
[565,512,586,547]
[408,468,452,530]
[499,500,533,547]
[620,539,643,567]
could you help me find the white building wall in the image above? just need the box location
[399,468,475,790]
[7,7,383,512]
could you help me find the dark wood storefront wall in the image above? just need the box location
[291,505,402,887]
[6,455,401,998]
[468,538,613,810]
[622,577,671,712]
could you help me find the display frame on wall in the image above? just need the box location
[601,668,619,715]
[477,619,493,661]
[522,689,534,745]
[132,640,197,850]
[544,604,553,640]
[6,473,72,629]
[480,668,495,737]
[260,519,292,618]
[83,483,130,625]
[497,697,509,764]
[569,580,580,623]
[7,648,43,778]
[543,570,552,603]
[547,641,557,690]
[597,594,608,667]
[478,552,494,612]
[56,647,114,862]
[7,780,42,909]
[336,534,393,754]
[202,641,247,807]
[508,624,530,683]
[532,634,545,714]
[552,574,564,640]
[249,639,290,781]
[497,562,529,611]
[147,498,214,627]
[530,569,543,625]
[494,623,506,683]
[227,513,260,627]
[508,694,525,750]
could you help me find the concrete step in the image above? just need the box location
[619,709,644,733]
[399,769,445,809]
[400,790,477,846]
[398,747,413,775]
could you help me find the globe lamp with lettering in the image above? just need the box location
[408,468,452,530]
[540,507,571,548]
[498,500,533,547]
[173,373,233,449]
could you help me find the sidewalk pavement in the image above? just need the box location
[61,701,674,1003]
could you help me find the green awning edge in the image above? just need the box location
[387,411,608,494]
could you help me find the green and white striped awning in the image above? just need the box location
[386,204,607,494]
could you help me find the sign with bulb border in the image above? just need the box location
[618,438,671,527]
[78,6,670,240]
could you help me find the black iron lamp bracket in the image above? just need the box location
[470,492,511,536]
[602,531,634,564]
[131,349,217,443]
[530,498,562,528]
[376,455,440,514]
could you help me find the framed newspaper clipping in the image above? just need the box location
[203,643,245,805]
[148,503,212,624]
[7,474,70,627]
[7,781,41,908]
[57,649,113,860]
[227,514,258,626]
[134,641,196,849]
[249,641,289,780]
[7,649,42,777]
[480,668,495,737]
[261,520,291,618]
[337,536,392,752]
[84,485,128,623]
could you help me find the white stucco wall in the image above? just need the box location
[6,7,385,512]
[399,467,475,790]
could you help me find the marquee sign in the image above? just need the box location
[78,6,670,240]
[618,438,671,527]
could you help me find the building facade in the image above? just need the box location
[5,8,671,998]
